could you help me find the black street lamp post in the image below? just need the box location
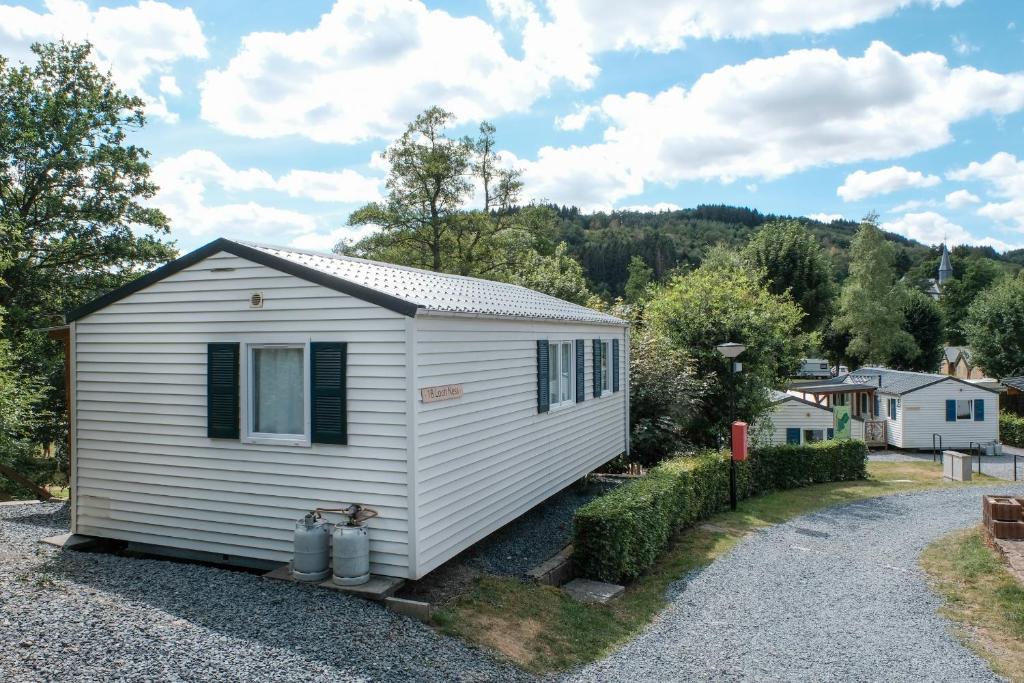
[716,342,746,511]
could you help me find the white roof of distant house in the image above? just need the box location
[67,238,625,326]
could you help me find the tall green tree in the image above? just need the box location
[831,218,917,366]
[963,275,1024,377]
[742,220,835,331]
[646,248,809,446]
[623,255,653,303]
[939,253,1005,344]
[0,41,175,465]
[890,290,944,372]
[344,106,591,301]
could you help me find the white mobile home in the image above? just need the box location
[61,239,629,579]
[791,367,998,450]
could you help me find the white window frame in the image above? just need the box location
[600,339,612,397]
[955,399,973,421]
[548,340,576,410]
[803,429,825,444]
[241,341,311,447]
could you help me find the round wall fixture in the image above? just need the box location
[249,292,264,308]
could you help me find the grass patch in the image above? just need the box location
[921,528,1024,681]
[434,460,1000,674]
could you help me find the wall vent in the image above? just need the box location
[249,292,264,309]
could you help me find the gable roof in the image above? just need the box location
[66,238,625,325]
[770,389,831,411]
[850,366,999,396]
[1003,377,1024,392]
[943,346,974,365]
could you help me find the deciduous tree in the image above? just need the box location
[963,275,1024,378]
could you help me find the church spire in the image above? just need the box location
[938,243,953,285]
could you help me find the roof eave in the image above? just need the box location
[64,238,420,322]
[413,307,628,327]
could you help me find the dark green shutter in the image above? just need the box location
[575,340,585,403]
[537,340,550,413]
[207,343,239,439]
[592,339,602,397]
[612,339,620,392]
[311,342,347,444]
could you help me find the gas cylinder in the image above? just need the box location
[292,513,331,582]
[332,523,370,586]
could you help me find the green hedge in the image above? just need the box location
[573,440,868,583]
[1002,412,1024,448]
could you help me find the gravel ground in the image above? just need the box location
[565,484,1024,683]
[870,450,1022,481]
[0,502,529,683]
[461,477,620,577]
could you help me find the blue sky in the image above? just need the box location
[1,0,1022,253]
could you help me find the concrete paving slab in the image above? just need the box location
[262,563,404,600]
[39,533,97,550]
[384,597,431,621]
[563,578,624,604]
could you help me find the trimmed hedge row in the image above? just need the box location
[1002,412,1024,448]
[573,440,868,583]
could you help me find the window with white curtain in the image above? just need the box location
[600,339,611,395]
[246,343,309,444]
[548,341,575,408]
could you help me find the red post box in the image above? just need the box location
[731,421,748,461]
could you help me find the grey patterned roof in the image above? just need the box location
[1003,377,1024,392]
[849,366,997,395]
[241,241,625,325]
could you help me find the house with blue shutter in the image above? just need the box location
[790,367,999,450]
[60,238,629,580]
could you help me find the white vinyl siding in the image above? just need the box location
[878,392,904,448]
[412,316,627,578]
[72,252,411,577]
[894,380,997,449]
[765,399,834,446]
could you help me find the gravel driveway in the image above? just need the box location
[0,503,528,683]
[566,484,1024,683]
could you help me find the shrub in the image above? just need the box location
[1002,412,1024,448]
[573,440,867,583]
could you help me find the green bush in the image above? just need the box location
[573,440,867,583]
[1002,412,1024,448]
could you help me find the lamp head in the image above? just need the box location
[715,342,747,359]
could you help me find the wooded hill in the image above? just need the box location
[552,204,1024,298]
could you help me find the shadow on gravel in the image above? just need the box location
[40,544,529,682]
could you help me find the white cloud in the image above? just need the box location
[837,166,941,202]
[288,225,380,252]
[513,42,1024,207]
[808,213,844,223]
[150,150,382,240]
[944,189,980,208]
[555,105,600,131]
[951,34,978,55]
[498,0,964,55]
[948,152,1024,230]
[0,0,207,123]
[200,0,595,144]
[882,211,1020,251]
[159,75,182,97]
[889,199,936,212]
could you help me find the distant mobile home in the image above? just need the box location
[791,367,998,449]
[60,238,629,579]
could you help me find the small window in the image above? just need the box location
[956,399,973,420]
[246,343,309,445]
[834,393,846,407]
[600,340,612,395]
[803,429,824,443]
[859,393,868,415]
[548,341,575,408]
[887,398,897,419]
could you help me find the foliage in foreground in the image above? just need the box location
[645,248,809,447]
[573,440,868,583]
[964,275,1024,378]
[1001,412,1024,448]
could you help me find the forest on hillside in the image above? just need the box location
[551,204,1024,298]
